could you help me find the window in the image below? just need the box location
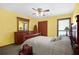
[57,18,71,36]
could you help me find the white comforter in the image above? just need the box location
[21,36,73,55]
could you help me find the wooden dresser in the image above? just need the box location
[14,31,40,44]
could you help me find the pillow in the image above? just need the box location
[50,38,56,42]
[57,36,62,40]
[50,36,62,42]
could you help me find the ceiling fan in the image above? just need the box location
[32,8,50,16]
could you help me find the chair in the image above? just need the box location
[19,44,33,55]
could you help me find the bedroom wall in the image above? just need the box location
[38,13,72,37]
[29,18,38,31]
[0,3,78,47]
[0,8,38,47]
[68,3,79,25]
[38,16,57,37]
[72,3,79,24]
[30,3,79,37]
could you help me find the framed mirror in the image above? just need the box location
[17,17,29,31]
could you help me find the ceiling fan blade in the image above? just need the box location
[32,13,36,15]
[43,9,50,12]
[32,8,37,11]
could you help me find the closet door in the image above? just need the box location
[38,21,47,36]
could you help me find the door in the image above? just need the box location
[38,21,47,36]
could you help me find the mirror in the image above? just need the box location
[17,17,29,31]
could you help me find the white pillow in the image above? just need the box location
[50,38,56,42]
[50,36,61,42]
[56,36,62,40]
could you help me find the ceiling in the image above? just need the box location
[0,3,75,18]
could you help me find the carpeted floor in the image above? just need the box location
[0,44,74,55]
[0,44,20,55]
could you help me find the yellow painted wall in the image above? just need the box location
[72,3,79,24]
[34,3,79,37]
[0,8,38,47]
[38,17,57,37]
[35,4,79,37]
[0,3,79,47]
[29,18,38,31]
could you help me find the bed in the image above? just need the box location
[21,36,73,55]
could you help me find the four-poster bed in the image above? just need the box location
[18,15,79,55]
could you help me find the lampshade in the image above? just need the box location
[64,27,70,31]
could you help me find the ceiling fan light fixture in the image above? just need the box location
[32,8,49,17]
[34,11,44,16]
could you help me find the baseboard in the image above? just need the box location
[0,43,15,48]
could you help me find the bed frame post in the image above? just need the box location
[76,15,79,46]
